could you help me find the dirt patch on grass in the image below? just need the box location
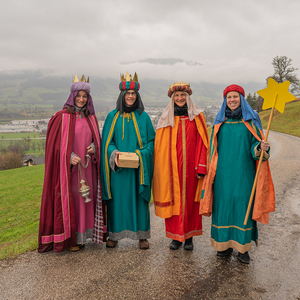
[0,243,11,249]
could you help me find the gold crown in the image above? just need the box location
[169,81,190,89]
[73,75,89,83]
[120,72,138,82]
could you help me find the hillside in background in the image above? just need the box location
[259,100,300,137]
[0,70,264,122]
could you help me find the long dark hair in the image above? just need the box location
[116,90,144,115]
[66,105,90,116]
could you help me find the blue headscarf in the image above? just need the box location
[213,94,262,130]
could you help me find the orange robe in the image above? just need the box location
[153,113,209,241]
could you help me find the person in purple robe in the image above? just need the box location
[38,75,106,253]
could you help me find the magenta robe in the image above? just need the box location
[38,109,105,253]
[165,116,207,242]
[71,116,98,244]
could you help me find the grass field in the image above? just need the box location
[259,100,300,137]
[0,140,45,154]
[0,132,42,139]
[0,133,46,156]
[0,165,44,260]
[4,103,54,109]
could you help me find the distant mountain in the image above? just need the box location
[0,70,265,111]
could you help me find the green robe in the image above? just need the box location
[101,109,155,240]
[211,118,269,252]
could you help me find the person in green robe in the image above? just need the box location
[200,84,275,264]
[101,72,155,250]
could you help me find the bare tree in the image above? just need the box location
[0,145,7,154]
[41,140,46,151]
[267,56,300,96]
[37,142,41,152]
[22,137,31,151]
[7,143,25,156]
[32,141,36,152]
[0,152,23,170]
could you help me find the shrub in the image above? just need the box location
[0,152,23,170]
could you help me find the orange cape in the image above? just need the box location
[153,113,209,218]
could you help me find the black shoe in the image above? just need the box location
[238,251,250,264]
[184,237,193,250]
[217,248,233,257]
[169,240,182,250]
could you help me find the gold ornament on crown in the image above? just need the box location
[120,72,138,82]
[169,81,190,89]
[73,75,90,83]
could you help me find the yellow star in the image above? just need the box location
[257,78,296,113]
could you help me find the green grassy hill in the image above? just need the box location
[0,164,44,260]
[259,100,300,137]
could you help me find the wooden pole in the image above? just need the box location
[243,94,277,225]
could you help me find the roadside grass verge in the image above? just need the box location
[0,165,44,260]
[259,100,300,138]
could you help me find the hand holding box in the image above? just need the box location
[118,152,139,168]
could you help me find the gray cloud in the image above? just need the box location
[0,0,300,86]
[121,58,202,66]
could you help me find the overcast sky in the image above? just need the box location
[1,0,300,86]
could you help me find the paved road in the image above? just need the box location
[1,131,300,300]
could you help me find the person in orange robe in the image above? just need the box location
[153,82,209,250]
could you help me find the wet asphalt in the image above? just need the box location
[1,131,300,300]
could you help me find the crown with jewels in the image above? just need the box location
[168,81,192,98]
[70,74,91,93]
[119,72,140,91]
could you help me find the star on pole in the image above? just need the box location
[257,78,296,113]
[244,77,295,225]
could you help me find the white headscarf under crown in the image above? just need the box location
[156,93,203,130]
